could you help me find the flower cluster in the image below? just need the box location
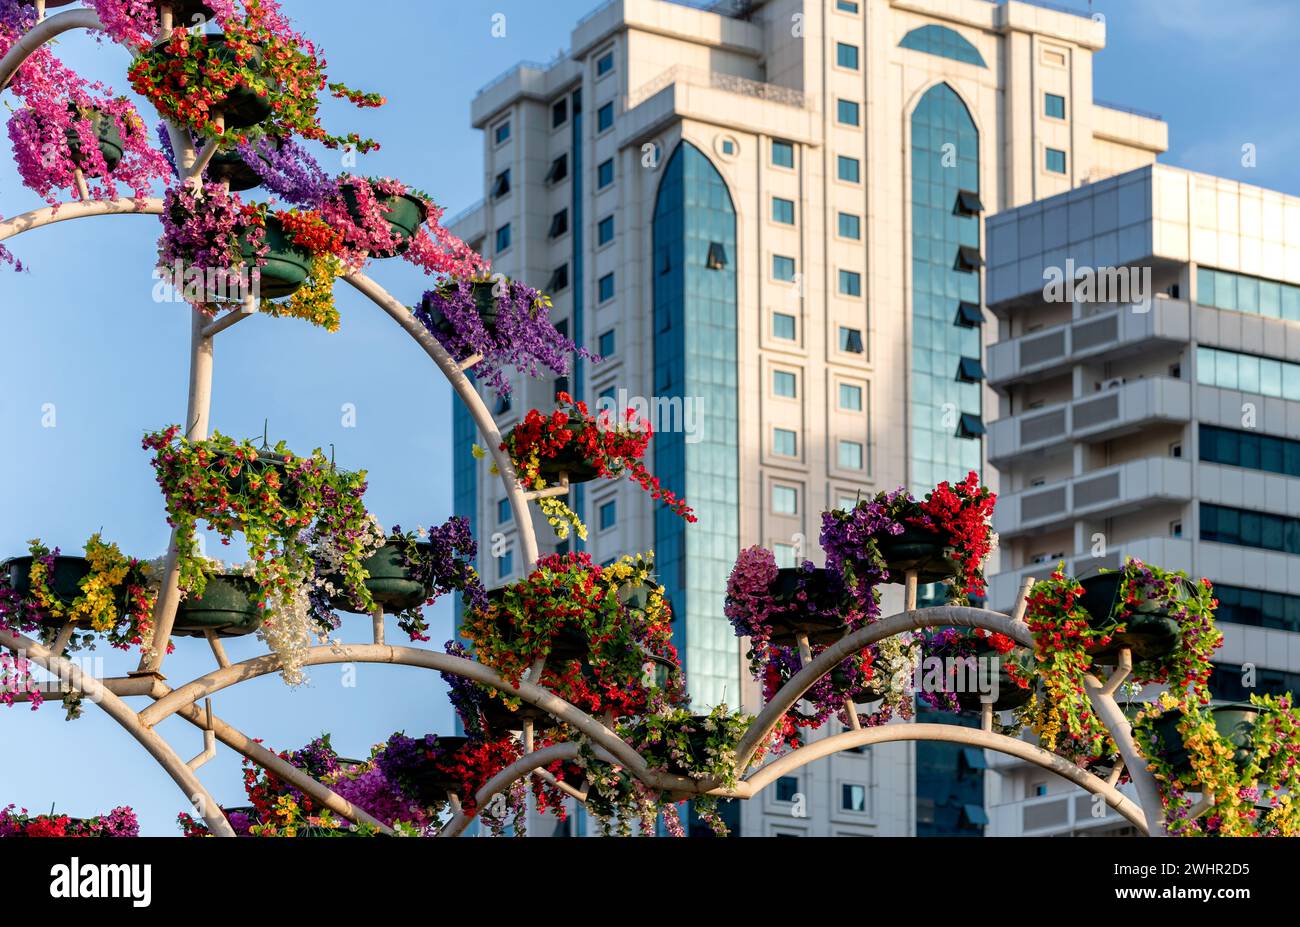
[419,278,590,400]
[915,472,997,599]
[0,804,139,837]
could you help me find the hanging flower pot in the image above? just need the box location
[487,587,590,663]
[157,0,217,24]
[173,574,263,638]
[205,447,303,509]
[951,641,1033,712]
[242,215,313,299]
[203,36,274,130]
[1149,702,1260,779]
[875,523,962,585]
[1078,571,1187,661]
[2,555,92,627]
[340,182,428,258]
[329,539,432,613]
[766,567,849,646]
[207,146,267,192]
[479,696,551,734]
[65,107,124,177]
[404,735,469,804]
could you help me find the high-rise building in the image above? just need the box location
[450,0,1167,836]
[983,163,1300,835]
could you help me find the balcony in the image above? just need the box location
[987,785,1139,837]
[987,297,1191,388]
[988,377,1191,464]
[994,458,1192,539]
[987,536,1194,612]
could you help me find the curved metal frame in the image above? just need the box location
[0,11,1171,840]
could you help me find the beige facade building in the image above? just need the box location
[451,0,1167,836]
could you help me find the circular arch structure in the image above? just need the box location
[0,8,1172,840]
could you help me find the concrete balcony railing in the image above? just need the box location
[987,298,1191,388]
[987,536,1195,613]
[994,458,1192,539]
[987,784,1139,836]
[988,377,1191,464]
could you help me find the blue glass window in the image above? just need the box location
[497,498,512,524]
[836,0,859,11]
[837,43,860,70]
[772,485,798,514]
[776,776,800,802]
[773,313,796,340]
[598,273,615,302]
[1045,148,1067,174]
[1201,424,1300,478]
[840,326,864,353]
[493,120,511,144]
[774,428,797,456]
[773,370,797,397]
[495,222,511,253]
[837,99,860,126]
[1045,93,1066,119]
[773,255,797,281]
[598,102,614,133]
[839,212,861,239]
[1198,266,1300,322]
[598,329,616,356]
[497,549,513,579]
[838,155,860,183]
[898,25,986,67]
[772,140,794,168]
[598,214,615,245]
[839,269,862,297]
[1213,584,1300,632]
[842,784,867,812]
[772,197,796,225]
[839,383,863,410]
[597,158,614,188]
[596,50,615,76]
[1202,502,1300,556]
[599,499,617,530]
[1197,347,1300,401]
[838,440,864,470]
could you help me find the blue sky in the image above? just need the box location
[0,0,1295,835]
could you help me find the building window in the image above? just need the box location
[838,440,864,470]
[839,326,864,354]
[596,49,615,76]
[773,543,796,568]
[836,42,859,70]
[597,158,614,188]
[898,24,986,68]
[598,499,617,531]
[1201,424,1300,477]
[492,169,510,199]
[773,255,797,282]
[1197,346,1300,401]
[839,269,862,297]
[1045,147,1067,174]
[773,312,796,340]
[546,154,568,184]
[772,485,798,515]
[1198,266,1300,322]
[956,356,986,382]
[837,155,861,183]
[598,328,616,356]
[597,101,615,132]
[957,413,985,438]
[598,273,615,302]
[721,138,736,156]
[495,223,511,253]
[497,498,512,524]
[1045,92,1066,119]
[842,783,867,812]
[1201,502,1300,555]
[1214,584,1300,633]
[597,214,615,245]
[773,370,797,398]
[839,383,863,410]
[497,549,513,579]
[706,241,729,270]
[1170,520,1183,538]
[547,264,569,293]
[493,120,511,144]
[776,776,800,802]
[836,0,859,11]
[772,197,796,225]
[548,209,568,239]
[838,212,861,240]
[772,139,795,168]
[837,99,860,126]
[551,98,568,128]
[774,428,797,457]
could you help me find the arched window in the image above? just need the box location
[899,24,986,67]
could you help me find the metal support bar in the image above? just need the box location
[371,607,385,646]
[522,475,572,501]
[50,621,77,656]
[203,631,230,669]
[458,353,483,371]
[200,300,257,339]
[0,10,105,91]
[186,699,217,770]
[1100,647,1133,697]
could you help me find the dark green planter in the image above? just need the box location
[207,146,265,192]
[341,184,427,258]
[617,580,653,611]
[206,448,301,508]
[952,641,1032,712]
[406,736,468,805]
[65,107,123,176]
[523,421,602,485]
[649,721,713,777]
[173,574,263,638]
[480,696,550,733]
[2,555,92,628]
[157,1,216,25]
[768,567,849,647]
[205,36,273,130]
[241,215,313,300]
[487,587,590,662]
[1079,572,1188,661]
[470,281,503,328]
[876,523,961,585]
[1150,702,1260,779]
[329,539,431,613]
